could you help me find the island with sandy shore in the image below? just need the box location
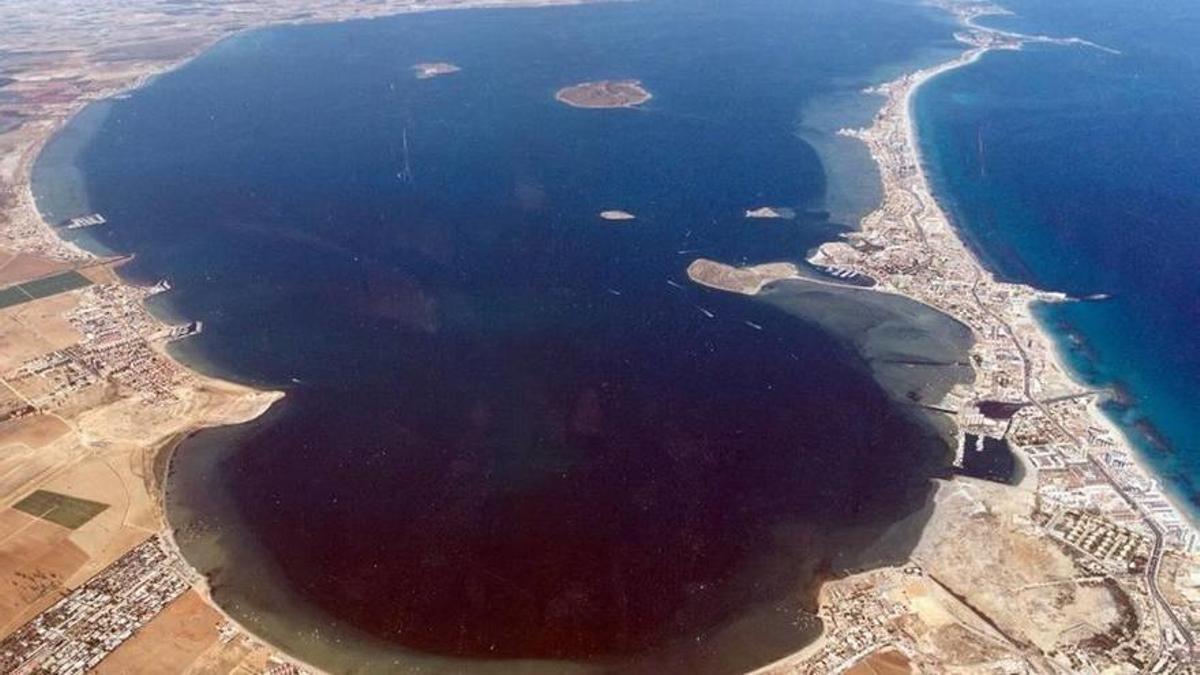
[555,79,652,108]
[686,258,799,295]
[412,62,461,79]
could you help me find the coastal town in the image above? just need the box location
[0,0,1197,674]
[0,536,191,673]
[729,1,1200,672]
[0,0,589,673]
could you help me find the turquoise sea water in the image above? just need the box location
[915,0,1200,516]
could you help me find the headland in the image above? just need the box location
[687,258,799,295]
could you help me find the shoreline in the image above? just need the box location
[759,5,1198,665]
[814,0,1200,650]
[898,10,1199,530]
[695,2,1197,664]
[0,0,606,672]
[3,0,1194,671]
[554,79,653,109]
[819,0,1199,542]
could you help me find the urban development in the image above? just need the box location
[0,0,1196,674]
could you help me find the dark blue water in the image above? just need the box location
[915,0,1200,516]
[35,1,961,671]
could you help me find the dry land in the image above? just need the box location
[0,0,590,673]
[696,1,1200,672]
[0,0,1195,673]
[555,79,652,108]
[745,206,797,220]
[687,258,800,295]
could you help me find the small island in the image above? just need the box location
[599,210,636,221]
[412,62,461,79]
[556,79,651,109]
[686,258,800,295]
[745,206,797,219]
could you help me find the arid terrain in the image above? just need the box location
[555,79,652,108]
[0,0,588,672]
[0,0,1196,673]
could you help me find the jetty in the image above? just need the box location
[63,213,106,230]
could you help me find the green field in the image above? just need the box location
[13,489,109,530]
[0,270,92,310]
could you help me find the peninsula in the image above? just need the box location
[555,79,652,108]
[687,258,799,295]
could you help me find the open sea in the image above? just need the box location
[27,0,1013,672]
[915,0,1200,518]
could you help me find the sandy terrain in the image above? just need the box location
[844,648,912,675]
[686,258,800,295]
[914,479,1130,651]
[93,590,223,674]
[0,251,71,286]
[0,415,70,450]
[0,509,88,635]
[0,292,83,371]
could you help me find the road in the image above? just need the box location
[964,259,1193,656]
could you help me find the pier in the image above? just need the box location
[63,213,106,230]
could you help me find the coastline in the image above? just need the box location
[3,0,1195,671]
[827,0,1199,649]
[824,0,1199,542]
[554,79,653,108]
[0,0,604,671]
[695,2,1198,666]
[899,9,1199,531]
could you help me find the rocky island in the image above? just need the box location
[745,206,796,219]
[412,62,461,79]
[599,209,636,221]
[555,79,651,108]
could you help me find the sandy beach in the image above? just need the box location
[1,0,1196,672]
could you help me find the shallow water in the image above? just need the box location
[34,0,964,671]
[915,0,1200,517]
